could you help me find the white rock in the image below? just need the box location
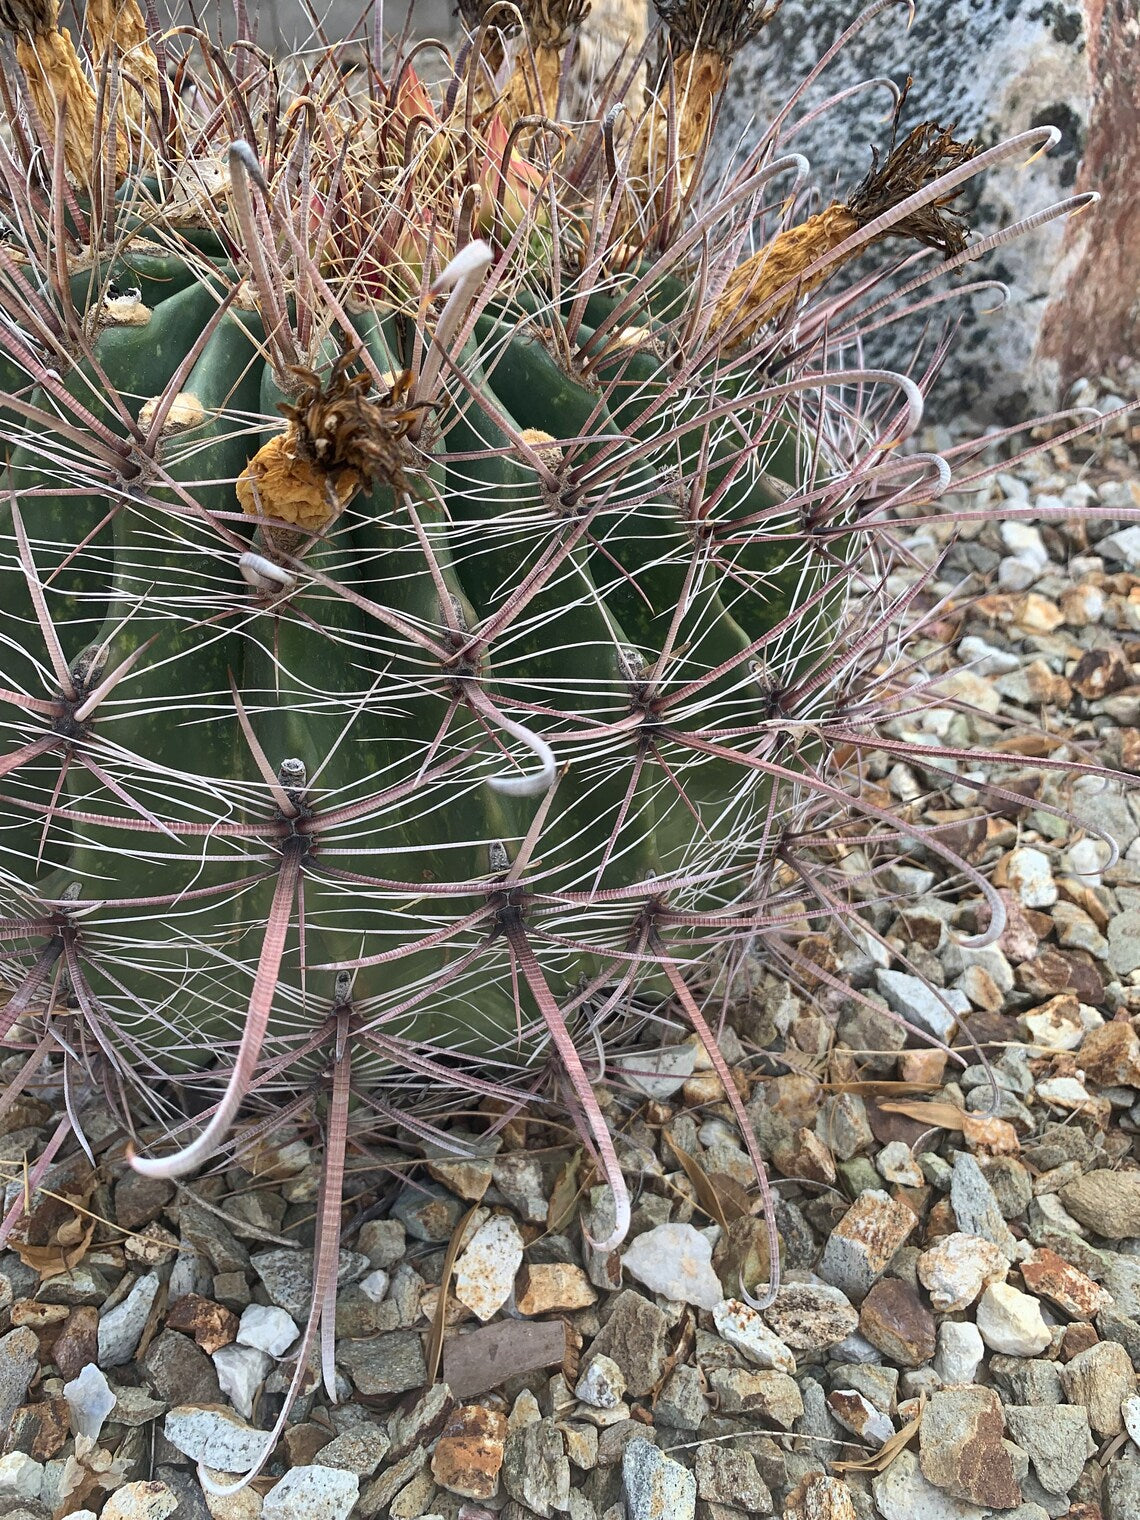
[262,1465,359,1520]
[164,1406,269,1474]
[917,1233,1008,1313]
[98,1272,161,1367]
[875,1141,924,1188]
[1099,525,1140,571]
[935,668,1001,716]
[212,1344,271,1421]
[63,1360,118,1442]
[975,1282,1052,1356]
[1006,846,1057,908]
[875,969,970,1044]
[1123,1393,1140,1450]
[358,1269,390,1304]
[712,1299,796,1373]
[829,1389,895,1447]
[933,1321,985,1386]
[617,1040,698,1099]
[576,1354,626,1409]
[1000,521,1049,569]
[236,1304,299,1358]
[888,763,922,802]
[1036,1075,1095,1110]
[620,1222,724,1311]
[956,635,1021,676]
[453,1213,524,1322]
[101,1482,180,1520]
[997,556,1039,591]
[1024,1003,1085,1051]
[0,1451,43,1502]
[1064,836,1110,884]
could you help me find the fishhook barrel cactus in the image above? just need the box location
[0,0,1113,1467]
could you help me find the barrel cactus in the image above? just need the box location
[0,0,1102,1430]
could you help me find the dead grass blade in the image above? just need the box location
[877,1099,966,1130]
[425,1201,481,1386]
[833,1394,925,1472]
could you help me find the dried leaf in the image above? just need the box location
[11,1219,96,1279]
[426,1202,481,1387]
[833,1395,924,1472]
[878,1099,966,1130]
[664,1131,748,1227]
[546,1148,583,1235]
[707,1173,754,1223]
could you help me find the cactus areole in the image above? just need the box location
[0,0,1086,1285]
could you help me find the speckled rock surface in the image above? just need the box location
[711,0,1139,422]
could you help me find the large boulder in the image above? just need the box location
[708,0,1137,422]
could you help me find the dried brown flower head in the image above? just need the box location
[279,350,422,496]
[652,0,783,58]
[846,117,979,257]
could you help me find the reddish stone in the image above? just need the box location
[858,1279,936,1368]
[1021,1248,1108,1320]
[165,1294,239,1354]
[1060,1322,1100,1362]
[52,1306,98,1380]
[1037,1,1140,391]
[919,1387,1022,1510]
[430,1405,508,1500]
[2,1398,70,1460]
[1070,647,1130,701]
[1015,948,1104,1005]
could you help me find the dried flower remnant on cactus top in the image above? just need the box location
[237,355,422,537]
[715,88,982,338]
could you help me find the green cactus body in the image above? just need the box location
[1,236,822,1071]
[2,0,1061,1278]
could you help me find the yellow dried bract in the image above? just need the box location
[519,426,562,468]
[86,0,163,129]
[237,430,360,535]
[712,204,859,340]
[15,27,109,185]
[626,48,727,224]
[500,43,563,121]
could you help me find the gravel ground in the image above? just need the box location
[2,367,1140,1520]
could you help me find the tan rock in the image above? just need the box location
[1079,1019,1140,1088]
[1060,1168,1140,1238]
[1060,1340,1136,1435]
[962,1113,1021,1155]
[918,1387,1021,1509]
[515,1263,597,1316]
[1016,593,1064,634]
[817,1190,916,1303]
[102,1483,179,1520]
[783,1474,858,1520]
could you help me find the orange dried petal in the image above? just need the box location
[237,432,359,535]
